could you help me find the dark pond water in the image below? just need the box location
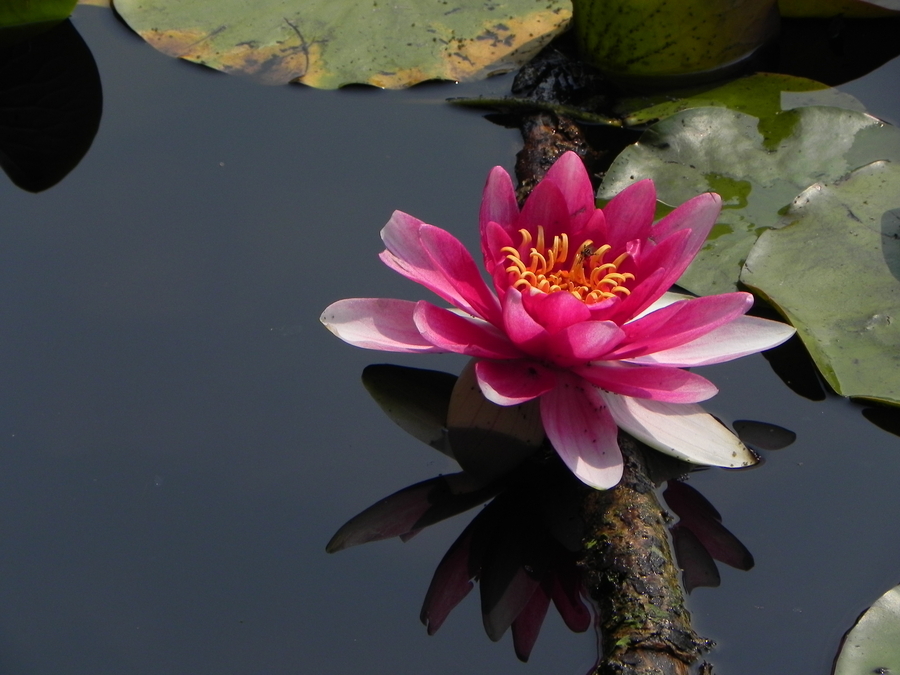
[2,6,900,675]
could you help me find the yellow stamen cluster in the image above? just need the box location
[500,226,634,304]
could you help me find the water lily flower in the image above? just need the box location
[321,152,795,490]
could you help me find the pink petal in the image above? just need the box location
[502,288,549,351]
[542,151,596,230]
[475,359,557,406]
[320,298,444,353]
[539,377,624,489]
[380,212,484,317]
[414,302,521,359]
[651,192,721,253]
[578,208,608,249]
[544,320,624,367]
[511,583,551,662]
[575,362,718,403]
[483,220,515,277]
[626,315,796,367]
[603,393,757,468]
[521,290,591,334]
[419,224,503,326]
[619,197,720,311]
[517,178,571,242]
[480,165,519,235]
[590,268,663,326]
[603,179,657,251]
[611,292,753,359]
[602,231,692,324]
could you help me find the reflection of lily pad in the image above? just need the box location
[834,584,900,675]
[600,107,900,296]
[742,161,900,405]
[113,0,571,88]
[0,19,103,192]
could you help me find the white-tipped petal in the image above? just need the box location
[625,315,796,367]
[320,298,443,353]
[603,393,757,468]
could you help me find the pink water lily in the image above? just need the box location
[321,152,795,489]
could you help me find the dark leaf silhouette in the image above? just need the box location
[0,19,101,192]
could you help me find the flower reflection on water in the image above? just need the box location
[327,364,758,662]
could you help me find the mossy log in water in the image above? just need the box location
[512,98,712,674]
[579,434,711,675]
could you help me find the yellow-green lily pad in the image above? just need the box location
[599,106,900,296]
[741,161,900,405]
[1,0,76,27]
[112,0,571,88]
[0,0,77,45]
[834,584,900,675]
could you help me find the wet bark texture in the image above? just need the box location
[579,435,711,675]
[511,51,712,672]
[514,112,601,205]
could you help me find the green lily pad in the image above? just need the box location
[113,0,571,88]
[834,584,900,675]
[618,73,865,128]
[0,0,76,27]
[0,0,77,45]
[571,0,778,84]
[599,106,900,296]
[741,161,900,405]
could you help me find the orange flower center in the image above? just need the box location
[500,226,634,304]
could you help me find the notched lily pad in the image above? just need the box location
[834,585,900,675]
[741,161,900,405]
[600,106,900,296]
[113,0,571,88]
